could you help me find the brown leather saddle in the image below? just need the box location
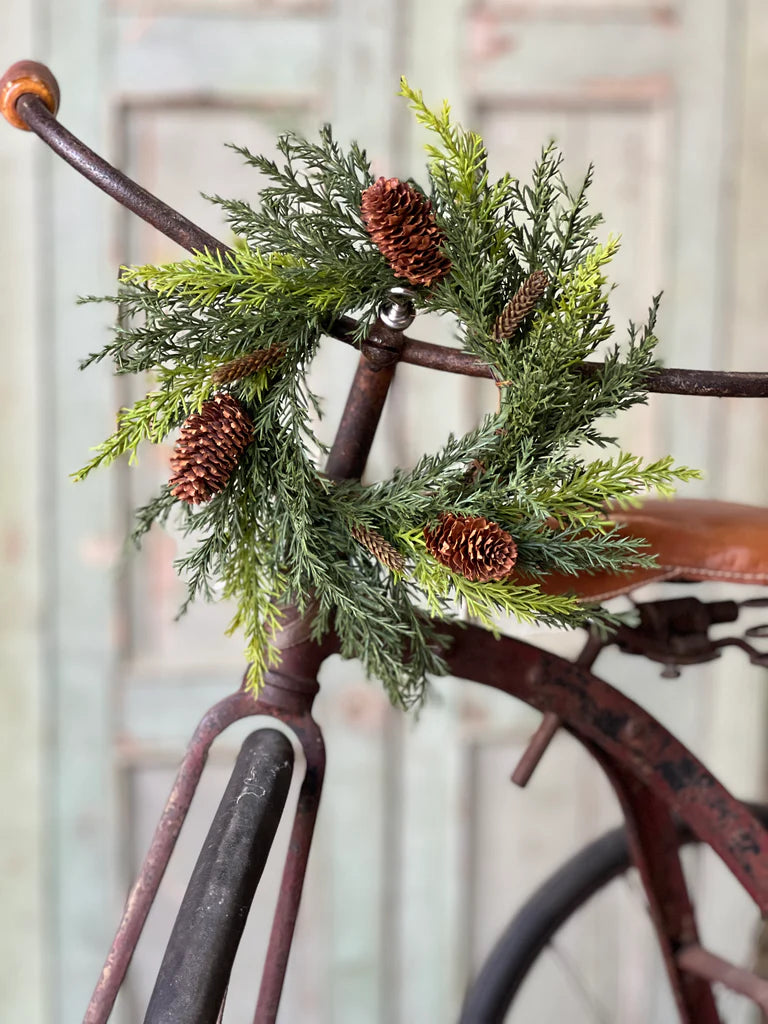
[543,499,768,601]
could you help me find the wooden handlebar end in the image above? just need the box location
[1,60,60,130]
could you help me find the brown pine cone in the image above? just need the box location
[211,345,285,386]
[361,176,451,288]
[424,513,518,582]
[169,393,253,505]
[351,524,406,574]
[492,270,549,342]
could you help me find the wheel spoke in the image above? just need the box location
[548,939,615,1024]
[465,806,768,1023]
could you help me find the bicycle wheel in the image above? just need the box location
[143,728,294,1024]
[460,803,768,1024]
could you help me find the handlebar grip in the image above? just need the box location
[1,60,60,130]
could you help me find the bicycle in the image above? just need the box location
[5,59,768,1023]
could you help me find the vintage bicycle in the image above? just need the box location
[5,59,768,1024]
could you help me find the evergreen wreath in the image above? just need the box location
[76,81,697,708]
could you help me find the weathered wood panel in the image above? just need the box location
[44,1,121,1020]
[19,0,768,1019]
[0,5,46,1023]
[481,1,677,10]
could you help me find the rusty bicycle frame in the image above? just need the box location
[6,60,768,1024]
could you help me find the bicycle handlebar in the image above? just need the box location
[4,60,768,400]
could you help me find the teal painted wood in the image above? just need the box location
[663,0,737,478]
[470,19,675,99]
[0,5,46,1022]
[316,8,405,1018]
[311,664,390,1024]
[703,0,768,939]
[45,0,120,1018]
[393,694,470,1023]
[112,11,327,98]
[393,7,480,1020]
[30,1,768,1021]
[720,0,768,505]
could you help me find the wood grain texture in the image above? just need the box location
[481,0,676,8]
[114,0,328,10]
[661,0,734,478]
[0,9,46,1024]
[22,0,768,1019]
[113,11,327,98]
[468,18,675,100]
[700,0,768,974]
[45,0,120,1018]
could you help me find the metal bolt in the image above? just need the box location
[379,287,417,331]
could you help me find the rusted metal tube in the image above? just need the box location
[510,633,604,788]
[635,364,768,398]
[510,712,561,788]
[328,317,490,379]
[84,627,336,1024]
[253,718,326,1022]
[677,944,768,1011]
[83,689,263,1024]
[442,620,768,914]
[602,761,719,1022]
[330,321,768,398]
[16,93,227,259]
[324,317,407,480]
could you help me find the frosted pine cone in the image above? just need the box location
[424,513,518,582]
[169,393,253,504]
[361,176,451,288]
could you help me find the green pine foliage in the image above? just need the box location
[75,82,698,707]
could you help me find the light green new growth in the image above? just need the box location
[495,452,700,533]
[399,78,491,205]
[400,530,584,630]
[122,249,361,316]
[224,561,286,688]
[74,364,216,479]
[75,83,699,708]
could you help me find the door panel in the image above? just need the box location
[33,0,766,1020]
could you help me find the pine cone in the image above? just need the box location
[492,270,549,342]
[361,176,451,288]
[351,524,406,574]
[212,345,285,386]
[169,393,253,505]
[424,513,518,582]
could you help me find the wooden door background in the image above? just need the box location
[3,0,768,1020]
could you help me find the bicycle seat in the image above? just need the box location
[541,499,768,601]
